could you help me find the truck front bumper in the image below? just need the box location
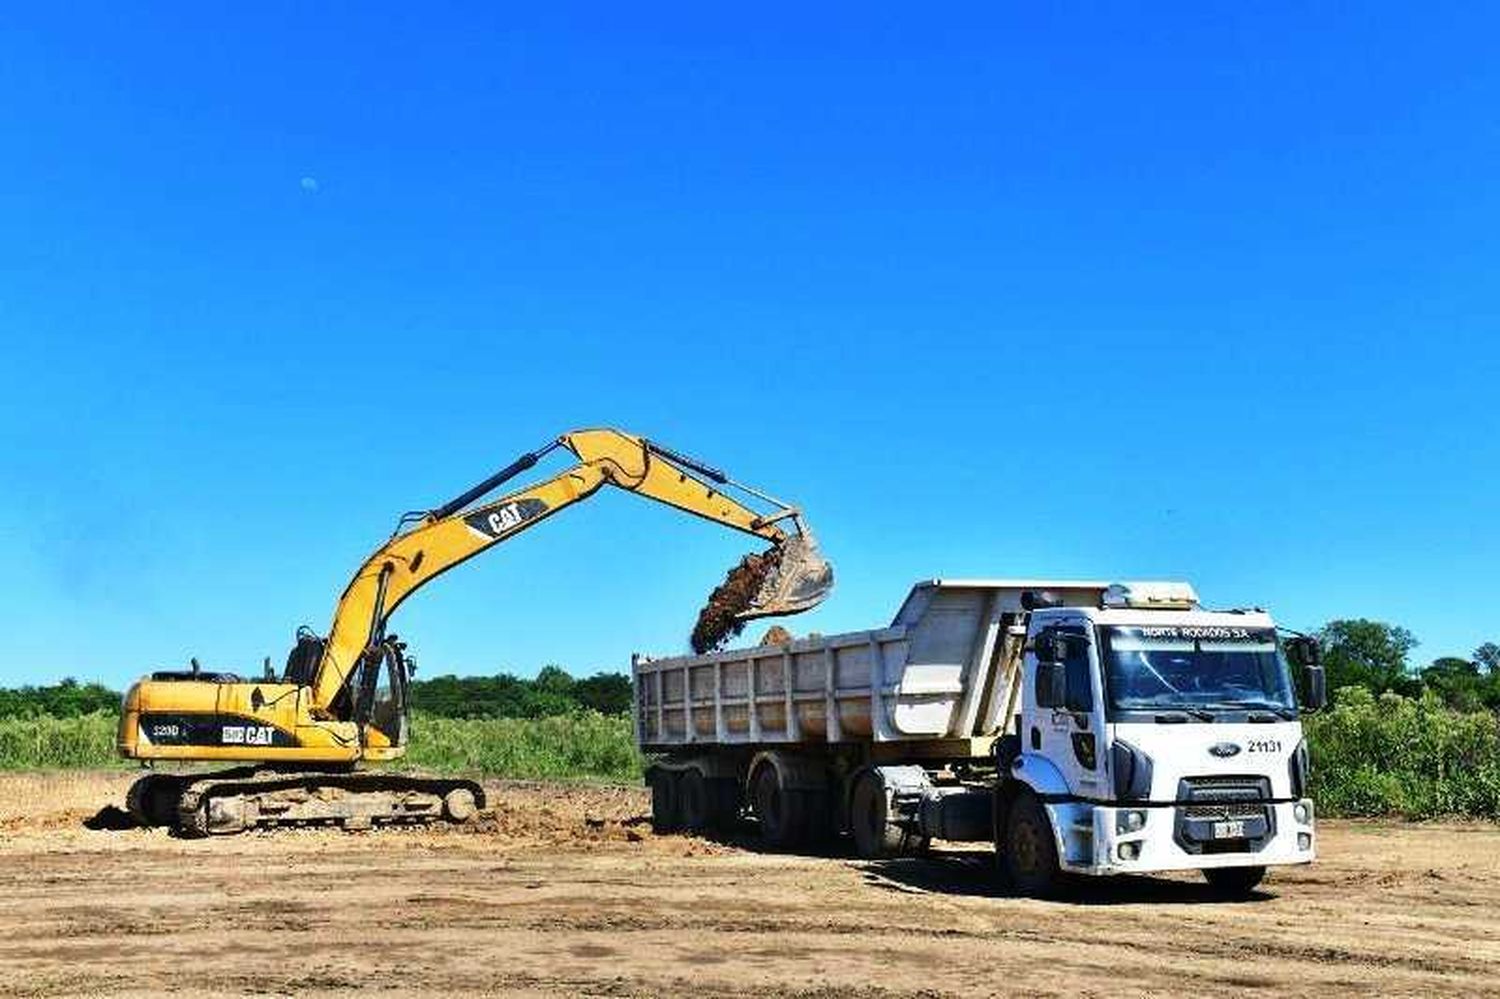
[1043,798,1316,876]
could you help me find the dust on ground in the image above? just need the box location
[3,772,1500,997]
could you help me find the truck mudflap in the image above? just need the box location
[1041,799,1317,876]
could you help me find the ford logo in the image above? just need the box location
[1209,742,1242,758]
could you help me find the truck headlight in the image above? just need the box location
[1294,801,1312,824]
[1118,841,1141,861]
[1116,809,1147,833]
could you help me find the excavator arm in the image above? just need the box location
[307,428,831,713]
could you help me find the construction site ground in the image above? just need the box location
[2,772,1498,997]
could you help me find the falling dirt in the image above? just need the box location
[4,772,1500,996]
[691,547,781,653]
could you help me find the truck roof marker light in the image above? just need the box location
[1101,582,1199,610]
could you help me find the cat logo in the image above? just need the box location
[463,498,549,539]
[487,503,525,534]
[222,725,276,746]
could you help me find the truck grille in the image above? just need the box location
[1173,776,1274,855]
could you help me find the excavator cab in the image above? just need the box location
[282,627,410,748]
[311,635,412,749]
[283,628,325,686]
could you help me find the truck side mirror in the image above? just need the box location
[1036,660,1066,709]
[1286,636,1321,668]
[1303,664,1327,711]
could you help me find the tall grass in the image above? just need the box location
[0,710,644,781]
[402,711,643,781]
[0,712,123,770]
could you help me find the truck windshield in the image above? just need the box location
[1098,626,1296,718]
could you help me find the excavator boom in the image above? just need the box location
[308,427,832,710]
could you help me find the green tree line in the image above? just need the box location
[407,666,632,718]
[1317,620,1500,711]
[0,667,632,720]
[0,678,121,720]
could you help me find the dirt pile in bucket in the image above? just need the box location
[690,547,782,654]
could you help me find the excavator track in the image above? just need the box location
[128,769,484,836]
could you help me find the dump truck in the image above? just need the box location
[633,578,1326,897]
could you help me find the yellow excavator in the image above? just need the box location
[117,428,832,835]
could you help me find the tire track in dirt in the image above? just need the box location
[2,773,1499,997]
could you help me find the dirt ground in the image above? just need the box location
[2,773,1499,997]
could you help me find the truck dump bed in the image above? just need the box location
[634,579,1109,752]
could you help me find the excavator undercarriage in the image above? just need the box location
[127,768,484,836]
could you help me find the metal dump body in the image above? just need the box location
[634,579,1109,752]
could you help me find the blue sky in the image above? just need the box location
[2,4,1496,687]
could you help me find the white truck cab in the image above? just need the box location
[1002,582,1321,895]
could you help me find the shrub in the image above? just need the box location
[1305,687,1500,819]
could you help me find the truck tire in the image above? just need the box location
[649,769,681,834]
[678,768,711,831]
[752,765,794,847]
[752,765,822,848]
[1003,791,1060,897]
[850,772,905,859]
[1202,865,1266,898]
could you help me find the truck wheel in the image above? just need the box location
[850,772,905,858]
[1003,792,1060,897]
[678,768,711,831]
[1202,865,1266,898]
[649,769,681,834]
[754,765,811,848]
[754,765,831,848]
[752,765,789,846]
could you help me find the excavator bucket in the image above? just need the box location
[742,532,834,619]
[691,531,835,654]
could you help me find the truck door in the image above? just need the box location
[1026,621,1106,798]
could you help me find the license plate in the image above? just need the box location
[1212,819,1247,839]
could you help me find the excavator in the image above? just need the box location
[116,428,833,835]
